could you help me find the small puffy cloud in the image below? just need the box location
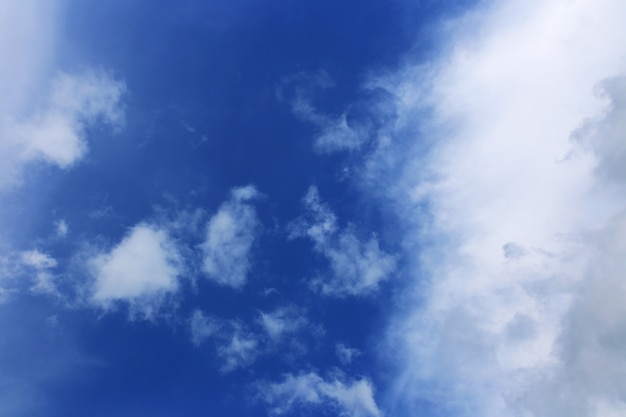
[201,185,261,289]
[289,186,396,296]
[89,223,183,320]
[0,70,126,187]
[259,372,381,417]
[21,250,57,270]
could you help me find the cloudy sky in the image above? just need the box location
[1,1,626,416]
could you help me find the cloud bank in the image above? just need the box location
[353,0,626,416]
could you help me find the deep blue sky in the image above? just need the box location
[3,1,625,417]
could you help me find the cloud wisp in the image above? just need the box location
[258,372,381,417]
[190,305,316,372]
[289,186,396,297]
[277,71,371,153]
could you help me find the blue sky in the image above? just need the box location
[2,1,626,416]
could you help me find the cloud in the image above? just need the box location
[20,250,58,295]
[216,323,260,373]
[259,372,381,417]
[201,185,261,289]
[346,0,626,416]
[55,219,69,237]
[189,309,220,346]
[259,306,310,342]
[89,223,184,320]
[289,186,396,296]
[0,70,126,187]
[277,71,369,153]
[520,209,626,416]
[335,343,361,365]
[189,309,261,372]
[190,306,315,372]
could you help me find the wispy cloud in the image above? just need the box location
[335,343,361,365]
[20,250,59,296]
[55,219,69,238]
[190,306,316,372]
[188,309,261,372]
[258,371,381,417]
[349,0,626,416]
[289,186,396,296]
[277,71,371,153]
[89,223,183,320]
[201,185,261,289]
[189,309,221,347]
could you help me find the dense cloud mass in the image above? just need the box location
[361,0,626,416]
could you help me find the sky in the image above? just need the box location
[1,1,626,416]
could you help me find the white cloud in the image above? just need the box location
[216,323,260,373]
[520,209,626,417]
[90,223,183,320]
[201,185,261,288]
[0,70,126,188]
[259,372,381,417]
[352,0,626,416]
[1,1,125,188]
[290,186,396,296]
